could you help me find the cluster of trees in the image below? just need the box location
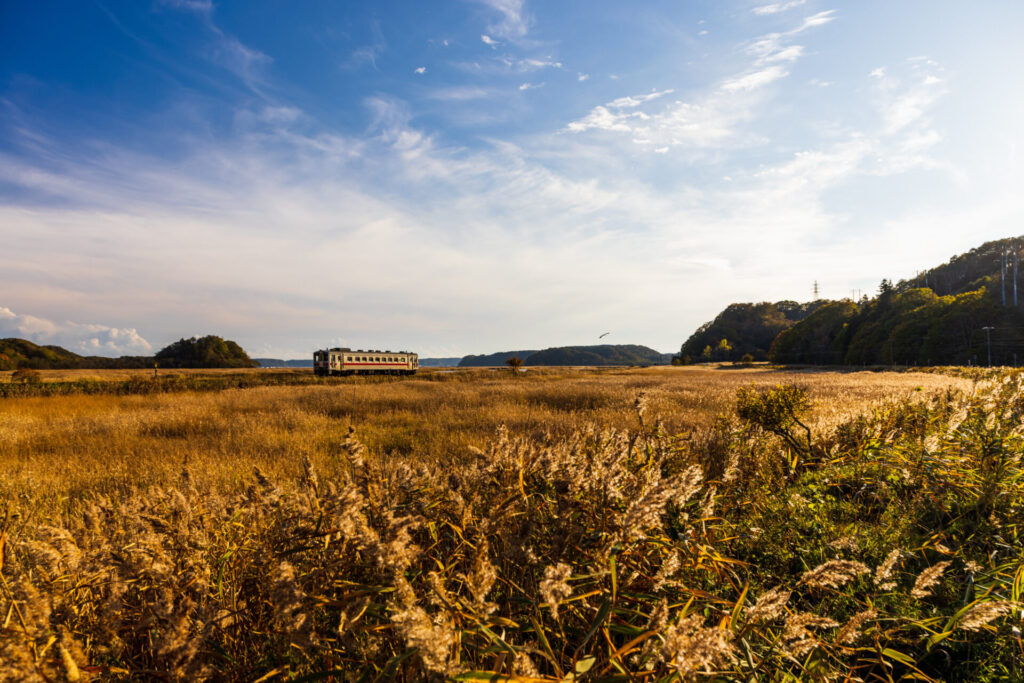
[155,336,257,368]
[0,335,256,371]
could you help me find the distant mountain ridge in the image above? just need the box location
[253,358,314,368]
[459,345,666,367]
[418,357,463,367]
[526,344,665,366]
[459,350,539,367]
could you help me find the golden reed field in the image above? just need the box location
[1,365,1022,681]
[0,366,968,499]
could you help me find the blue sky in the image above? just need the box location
[2,1,1023,358]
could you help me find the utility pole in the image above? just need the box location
[1015,246,1019,307]
[982,326,994,367]
[1001,250,1007,307]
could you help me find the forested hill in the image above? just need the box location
[678,301,825,363]
[771,236,1024,365]
[459,345,666,367]
[459,350,539,367]
[679,236,1024,366]
[0,338,86,370]
[0,335,256,370]
[525,344,665,366]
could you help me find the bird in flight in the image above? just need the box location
[598,332,610,339]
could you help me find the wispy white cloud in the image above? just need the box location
[481,34,499,47]
[346,45,383,70]
[798,10,837,30]
[256,106,301,124]
[871,60,946,134]
[515,57,563,70]
[566,107,646,134]
[414,66,427,74]
[158,0,213,14]
[752,0,808,15]
[0,306,153,356]
[766,45,804,62]
[721,65,788,92]
[427,86,492,101]
[211,36,272,87]
[607,89,674,109]
[159,0,274,93]
[475,0,529,39]
[578,73,589,82]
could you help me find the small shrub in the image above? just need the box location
[11,368,41,384]
[505,356,524,375]
[736,383,813,478]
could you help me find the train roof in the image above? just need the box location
[320,348,416,354]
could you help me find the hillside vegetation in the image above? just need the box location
[0,338,84,370]
[683,236,1024,366]
[679,301,824,363]
[771,235,1024,365]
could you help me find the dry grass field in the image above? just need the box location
[0,366,968,502]
[1,365,1021,682]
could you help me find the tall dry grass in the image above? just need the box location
[1,366,1021,681]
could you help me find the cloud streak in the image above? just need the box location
[752,0,808,15]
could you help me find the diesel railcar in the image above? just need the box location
[313,348,419,376]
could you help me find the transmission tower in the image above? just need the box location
[813,280,819,299]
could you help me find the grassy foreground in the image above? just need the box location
[0,366,1021,681]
